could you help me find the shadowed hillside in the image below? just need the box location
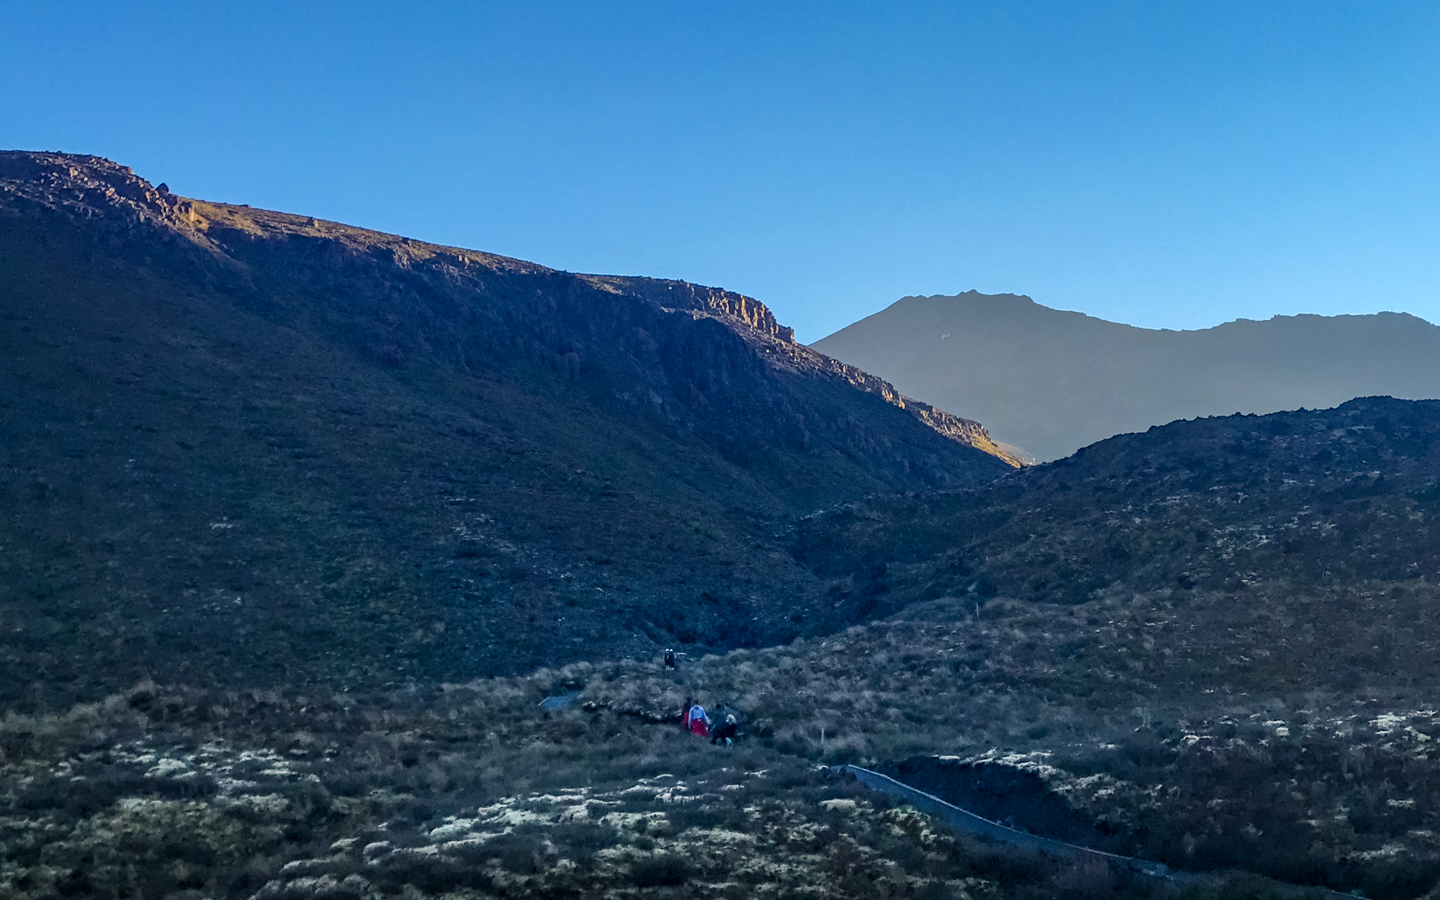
[643,396,1440,896]
[11,396,1440,898]
[794,395,1440,612]
[813,290,1440,461]
[13,152,1440,899]
[0,151,1015,709]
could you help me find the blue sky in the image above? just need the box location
[4,1,1438,342]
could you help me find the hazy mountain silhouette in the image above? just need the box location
[813,290,1440,461]
[0,151,1014,707]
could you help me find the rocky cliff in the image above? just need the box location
[0,151,1015,708]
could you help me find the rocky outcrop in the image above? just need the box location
[0,151,205,232]
[590,277,1018,467]
[588,276,797,343]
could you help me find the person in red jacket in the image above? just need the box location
[685,702,710,737]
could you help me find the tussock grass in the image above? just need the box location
[7,580,1440,897]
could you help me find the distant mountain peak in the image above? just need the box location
[815,289,1440,461]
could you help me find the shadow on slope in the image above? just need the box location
[794,396,1440,609]
[0,151,1015,710]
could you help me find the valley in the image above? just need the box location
[3,152,1440,899]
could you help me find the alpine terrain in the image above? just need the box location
[0,151,1015,710]
[5,153,1440,900]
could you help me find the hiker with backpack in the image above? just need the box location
[710,712,738,748]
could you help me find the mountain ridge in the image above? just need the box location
[814,289,1440,461]
[0,150,1016,708]
[2,151,1018,467]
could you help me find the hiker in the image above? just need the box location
[663,648,676,669]
[686,702,709,737]
[710,713,738,748]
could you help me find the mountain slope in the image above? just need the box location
[0,151,1015,708]
[794,395,1440,610]
[813,290,1440,461]
[769,396,1440,894]
[9,397,1440,898]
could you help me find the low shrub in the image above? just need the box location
[630,852,690,886]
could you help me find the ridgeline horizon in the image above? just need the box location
[816,289,1440,461]
[0,150,1016,709]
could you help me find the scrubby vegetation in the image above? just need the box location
[0,151,1013,712]
[793,396,1440,613]
[6,588,1438,899]
[579,590,1440,898]
[9,155,1440,899]
[0,676,1154,900]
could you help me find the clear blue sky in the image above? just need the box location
[4,1,1439,342]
